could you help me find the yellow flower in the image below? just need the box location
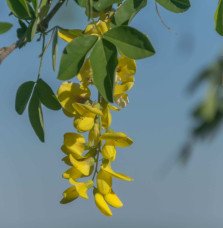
[97,169,112,195]
[93,188,123,216]
[60,180,93,204]
[77,59,93,86]
[114,56,136,108]
[57,82,90,116]
[116,56,136,83]
[58,29,83,42]
[114,82,134,108]
[93,188,112,217]
[84,20,109,36]
[101,143,116,161]
[101,160,133,182]
[73,102,102,132]
[100,132,133,148]
[69,155,94,176]
[61,133,85,159]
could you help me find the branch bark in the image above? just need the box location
[0,42,18,64]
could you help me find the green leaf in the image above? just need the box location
[0,22,13,35]
[90,38,118,102]
[215,0,223,35]
[112,0,147,25]
[15,81,35,115]
[104,25,155,59]
[58,35,98,80]
[36,79,61,110]
[155,0,190,13]
[93,0,121,11]
[52,28,58,71]
[6,0,32,19]
[28,88,45,142]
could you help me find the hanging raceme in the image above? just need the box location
[56,1,151,215]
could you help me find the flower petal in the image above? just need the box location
[58,29,83,43]
[57,82,90,115]
[69,155,94,176]
[101,143,116,161]
[94,188,112,216]
[60,186,79,204]
[62,133,85,157]
[97,170,112,195]
[74,116,95,132]
[105,191,123,208]
[102,160,133,182]
[70,180,94,199]
[73,102,103,116]
[63,167,83,180]
[100,132,133,147]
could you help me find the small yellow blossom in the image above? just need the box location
[101,143,116,161]
[61,180,93,204]
[84,20,109,36]
[61,133,85,158]
[93,188,112,217]
[57,82,90,116]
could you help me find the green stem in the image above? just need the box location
[36,34,46,81]
[92,93,103,181]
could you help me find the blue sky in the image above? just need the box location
[1,0,223,227]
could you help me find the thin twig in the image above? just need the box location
[155,2,171,31]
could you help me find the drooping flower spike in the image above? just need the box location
[58,16,136,217]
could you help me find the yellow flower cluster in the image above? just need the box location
[57,20,137,216]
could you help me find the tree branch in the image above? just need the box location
[0,0,66,64]
[0,42,18,64]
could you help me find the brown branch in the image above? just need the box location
[0,42,18,64]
